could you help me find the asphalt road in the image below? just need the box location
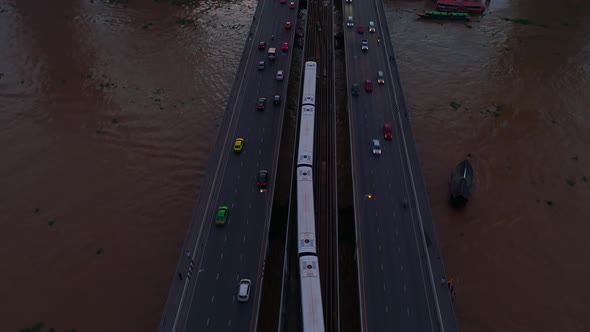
[158,0,299,331]
[343,1,459,331]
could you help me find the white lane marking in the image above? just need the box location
[383,283,386,291]
[407,307,411,316]
[249,201,252,209]
[231,203,234,208]
[207,318,210,327]
[401,265,404,271]
[228,320,232,327]
[398,247,401,253]
[377,226,380,233]
[240,254,243,262]
[216,273,219,280]
[220,253,223,262]
[381,264,384,271]
[241,161,243,167]
[235,188,238,194]
[211,296,215,303]
[259,149,262,156]
[224,235,227,242]
[378,245,382,252]
[385,305,389,313]
[246,218,249,225]
[376,211,378,217]
[404,284,407,293]
[236,274,240,281]
[243,236,246,244]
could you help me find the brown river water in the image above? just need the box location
[1,0,589,331]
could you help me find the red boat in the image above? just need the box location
[436,0,485,13]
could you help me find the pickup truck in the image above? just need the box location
[267,47,276,61]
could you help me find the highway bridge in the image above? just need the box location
[158,0,459,331]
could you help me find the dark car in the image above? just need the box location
[258,41,266,49]
[274,95,281,105]
[364,79,373,93]
[257,170,269,188]
[351,84,359,96]
[256,97,266,110]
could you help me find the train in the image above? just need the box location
[296,61,325,332]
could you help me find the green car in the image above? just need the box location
[215,206,229,225]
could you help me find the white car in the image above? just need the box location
[276,70,284,81]
[361,39,368,52]
[237,279,251,302]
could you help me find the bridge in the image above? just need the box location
[158,0,458,331]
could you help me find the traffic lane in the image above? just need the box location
[392,111,458,328]
[183,33,289,332]
[373,147,435,331]
[348,24,438,332]
[184,166,270,330]
[179,0,297,329]
[353,141,434,332]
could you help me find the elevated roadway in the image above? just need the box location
[158,0,299,330]
[342,0,459,331]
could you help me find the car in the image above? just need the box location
[280,0,286,3]
[274,95,281,105]
[276,70,284,81]
[214,206,229,225]
[357,24,364,34]
[351,84,359,96]
[257,170,268,188]
[256,97,266,110]
[347,16,353,27]
[237,279,251,302]
[368,21,376,33]
[258,41,266,49]
[233,138,245,152]
[345,0,352,3]
[377,70,385,84]
[364,79,373,92]
[258,60,265,70]
[289,1,296,8]
[282,42,289,51]
[383,123,392,139]
[372,139,382,156]
[285,21,292,29]
[361,39,368,52]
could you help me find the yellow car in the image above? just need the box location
[233,138,244,152]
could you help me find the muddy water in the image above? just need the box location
[0,0,254,330]
[385,0,590,330]
[1,0,589,330]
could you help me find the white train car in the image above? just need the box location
[297,167,317,256]
[296,61,324,332]
[297,105,315,167]
[302,61,317,106]
[299,256,325,332]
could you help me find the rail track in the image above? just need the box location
[304,0,338,330]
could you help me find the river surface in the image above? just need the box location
[0,0,588,331]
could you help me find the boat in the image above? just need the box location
[416,10,471,20]
[449,159,474,207]
[436,0,485,14]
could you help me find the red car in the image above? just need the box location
[280,0,286,3]
[285,21,292,29]
[364,79,373,92]
[258,41,266,49]
[383,123,393,139]
[289,1,296,8]
[282,42,289,51]
[357,24,364,34]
